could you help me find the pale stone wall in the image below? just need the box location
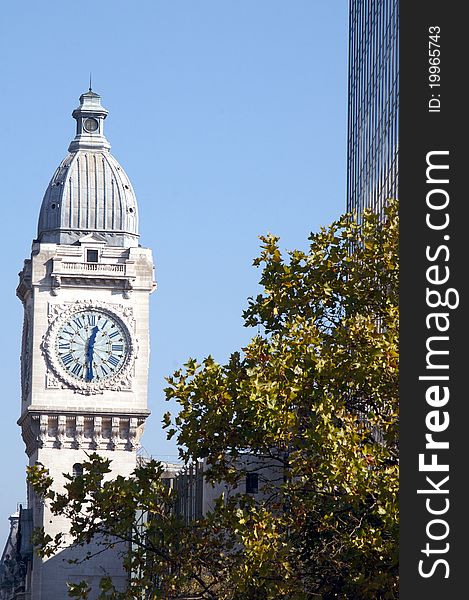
[21,242,154,415]
[17,237,155,599]
[201,455,285,516]
[29,448,136,599]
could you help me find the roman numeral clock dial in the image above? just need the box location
[49,308,132,390]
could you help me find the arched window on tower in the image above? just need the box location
[72,463,83,479]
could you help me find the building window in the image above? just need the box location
[245,472,259,494]
[86,249,99,263]
[72,463,83,478]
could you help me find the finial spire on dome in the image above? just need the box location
[68,89,110,152]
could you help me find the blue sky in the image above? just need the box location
[0,0,348,543]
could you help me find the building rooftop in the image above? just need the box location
[37,90,139,247]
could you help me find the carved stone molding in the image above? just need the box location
[49,256,137,297]
[56,415,66,448]
[92,416,102,449]
[46,373,62,389]
[74,415,84,449]
[128,418,138,450]
[20,412,147,456]
[39,415,48,448]
[110,417,120,450]
[46,299,135,327]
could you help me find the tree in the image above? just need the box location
[29,201,399,599]
[28,456,236,599]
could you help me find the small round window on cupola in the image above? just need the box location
[83,117,99,133]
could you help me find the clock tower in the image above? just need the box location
[16,90,155,598]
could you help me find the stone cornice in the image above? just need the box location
[18,406,151,424]
[19,411,149,456]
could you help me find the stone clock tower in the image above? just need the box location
[16,90,155,598]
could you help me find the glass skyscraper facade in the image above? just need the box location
[347,0,399,216]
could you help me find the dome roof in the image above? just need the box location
[37,91,139,247]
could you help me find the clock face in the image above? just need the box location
[83,117,99,133]
[54,309,128,382]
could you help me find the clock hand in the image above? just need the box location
[86,326,99,381]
